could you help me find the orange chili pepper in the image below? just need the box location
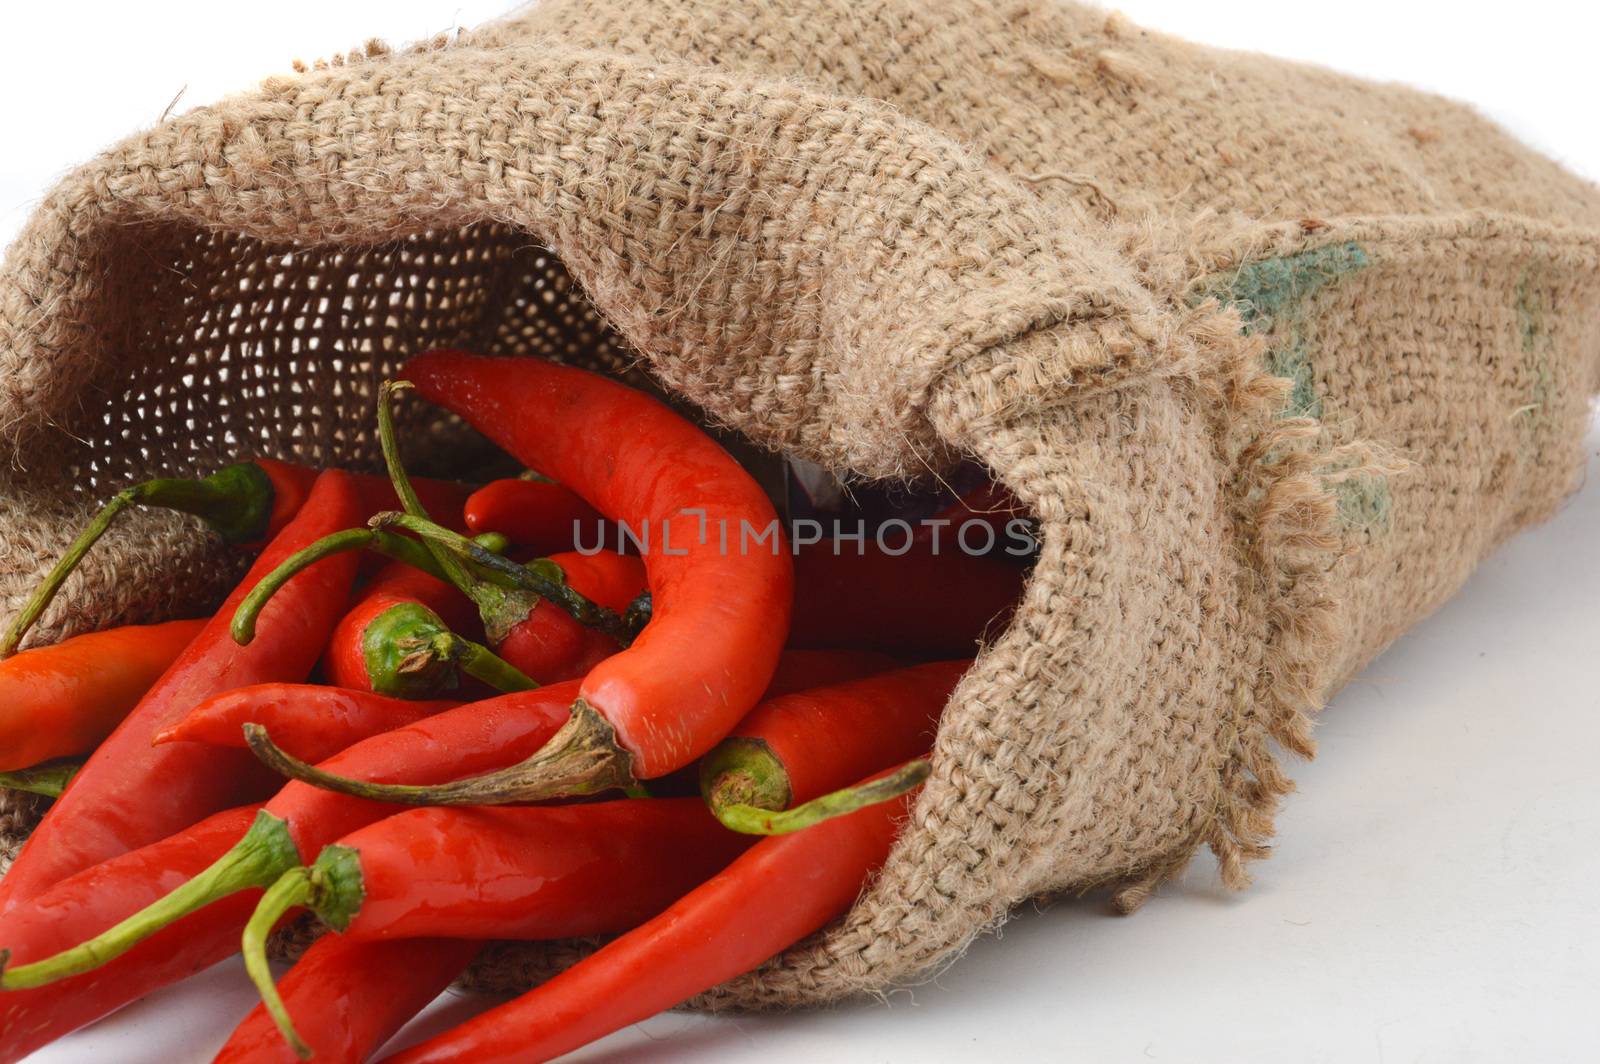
[0,619,204,772]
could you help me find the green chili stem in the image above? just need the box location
[230,526,488,646]
[242,870,316,1061]
[378,381,480,594]
[0,810,300,990]
[446,633,541,692]
[376,383,546,644]
[699,738,791,813]
[372,512,635,644]
[241,844,365,1060]
[234,529,380,645]
[710,761,931,836]
[364,601,537,699]
[0,760,82,798]
[1,464,276,657]
[243,700,633,807]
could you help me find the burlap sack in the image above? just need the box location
[2,0,1597,1007]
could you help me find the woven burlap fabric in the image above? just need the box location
[2,0,1597,1008]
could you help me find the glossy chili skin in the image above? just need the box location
[382,782,914,1064]
[718,661,965,806]
[0,652,891,1058]
[335,800,751,942]
[0,804,268,1064]
[463,478,601,555]
[789,540,1025,657]
[0,686,577,1060]
[494,550,645,683]
[405,350,793,778]
[0,618,205,771]
[152,684,460,764]
[257,681,581,872]
[0,471,365,915]
[215,936,480,1064]
[324,562,483,693]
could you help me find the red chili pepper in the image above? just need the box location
[324,562,482,691]
[0,684,581,998]
[463,476,601,554]
[366,382,643,684]
[0,803,269,1063]
[0,618,205,771]
[321,556,541,698]
[0,470,365,915]
[789,540,1025,657]
[491,549,646,683]
[241,800,754,1055]
[380,770,924,1064]
[215,936,481,1064]
[700,661,966,833]
[0,462,468,658]
[258,799,752,946]
[151,684,460,764]
[233,524,542,699]
[237,646,894,812]
[344,351,794,802]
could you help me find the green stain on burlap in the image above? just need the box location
[1208,241,1370,419]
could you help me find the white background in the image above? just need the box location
[4,2,1598,1062]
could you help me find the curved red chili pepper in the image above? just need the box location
[151,684,460,764]
[215,936,481,1064]
[0,618,205,771]
[789,540,1025,657]
[380,770,922,1064]
[0,470,365,916]
[463,477,602,554]
[0,804,269,1064]
[701,661,966,834]
[397,350,793,796]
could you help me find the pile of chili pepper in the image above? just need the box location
[0,349,1031,1063]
